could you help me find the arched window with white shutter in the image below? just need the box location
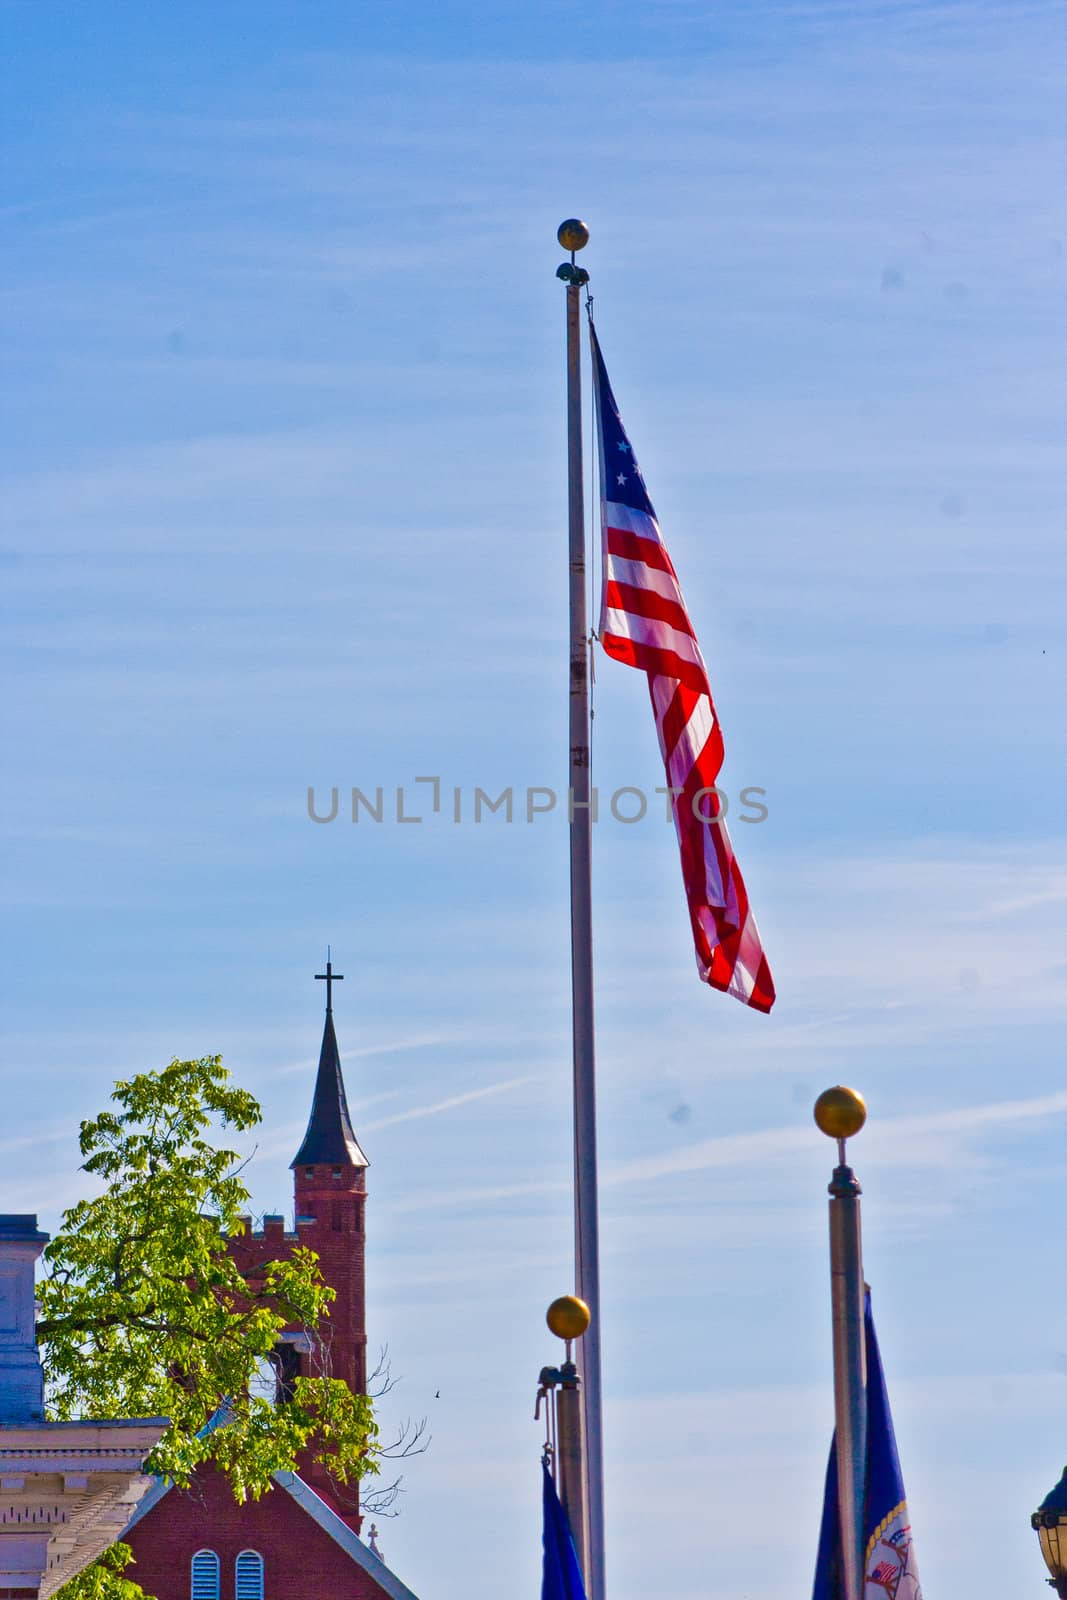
[191,1551,220,1600]
[235,1550,264,1600]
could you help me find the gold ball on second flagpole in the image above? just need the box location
[557,219,590,252]
[547,1295,591,1341]
[813,1086,868,1141]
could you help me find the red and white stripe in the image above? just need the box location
[600,498,775,1012]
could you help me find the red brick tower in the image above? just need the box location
[226,959,369,1528]
[289,958,369,1404]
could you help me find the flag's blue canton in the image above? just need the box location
[590,325,657,520]
[541,1459,588,1600]
[812,1290,922,1599]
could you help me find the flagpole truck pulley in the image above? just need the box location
[555,217,606,1600]
[535,1295,592,1583]
[556,218,590,287]
[815,1086,869,1600]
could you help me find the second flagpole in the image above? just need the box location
[816,1086,869,1600]
[556,216,606,1600]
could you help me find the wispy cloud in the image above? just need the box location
[0,1125,75,1157]
[268,1031,465,1076]
[387,1085,1067,1215]
[607,1088,1067,1187]
[361,1076,534,1133]
[239,1075,536,1164]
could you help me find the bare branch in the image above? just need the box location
[360,1476,404,1517]
[375,1416,429,1460]
[366,1346,399,1399]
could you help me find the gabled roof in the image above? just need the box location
[273,1472,419,1600]
[291,1008,368,1169]
[122,1471,418,1600]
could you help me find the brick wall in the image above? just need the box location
[125,1468,391,1600]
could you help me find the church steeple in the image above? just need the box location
[291,958,368,1171]
[223,958,370,1531]
[286,955,370,1449]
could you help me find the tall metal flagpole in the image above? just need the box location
[815,1086,870,1600]
[556,216,605,1600]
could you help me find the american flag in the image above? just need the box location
[591,323,775,1012]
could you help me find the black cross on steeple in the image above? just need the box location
[315,947,344,1012]
[293,946,365,1172]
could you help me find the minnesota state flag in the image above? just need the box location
[813,1291,922,1599]
[542,1458,588,1600]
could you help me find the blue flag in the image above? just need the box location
[813,1291,923,1599]
[542,1459,588,1600]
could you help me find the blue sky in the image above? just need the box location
[2,2,1065,1596]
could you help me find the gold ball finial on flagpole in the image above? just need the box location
[557,219,590,252]
[813,1086,868,1142]
[547,1295,591,1341]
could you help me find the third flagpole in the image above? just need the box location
[556,216,606,1600]
[815,1086,870,1600]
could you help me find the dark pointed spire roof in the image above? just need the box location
[291,1006,368,1169]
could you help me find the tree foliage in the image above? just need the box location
[39,1057,381,1600]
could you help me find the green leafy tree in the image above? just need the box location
[37,1057,382,1600]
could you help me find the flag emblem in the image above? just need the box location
[865,1510,920,1597]
[590,323,775,1011]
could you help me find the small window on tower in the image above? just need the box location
[331,1201,342,1232]
[249,1342,301,1406]
[332,1166,341,1182]
[274,1339,301,1402]
[249,1354,279,1407]
[305,1166,315,1178]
